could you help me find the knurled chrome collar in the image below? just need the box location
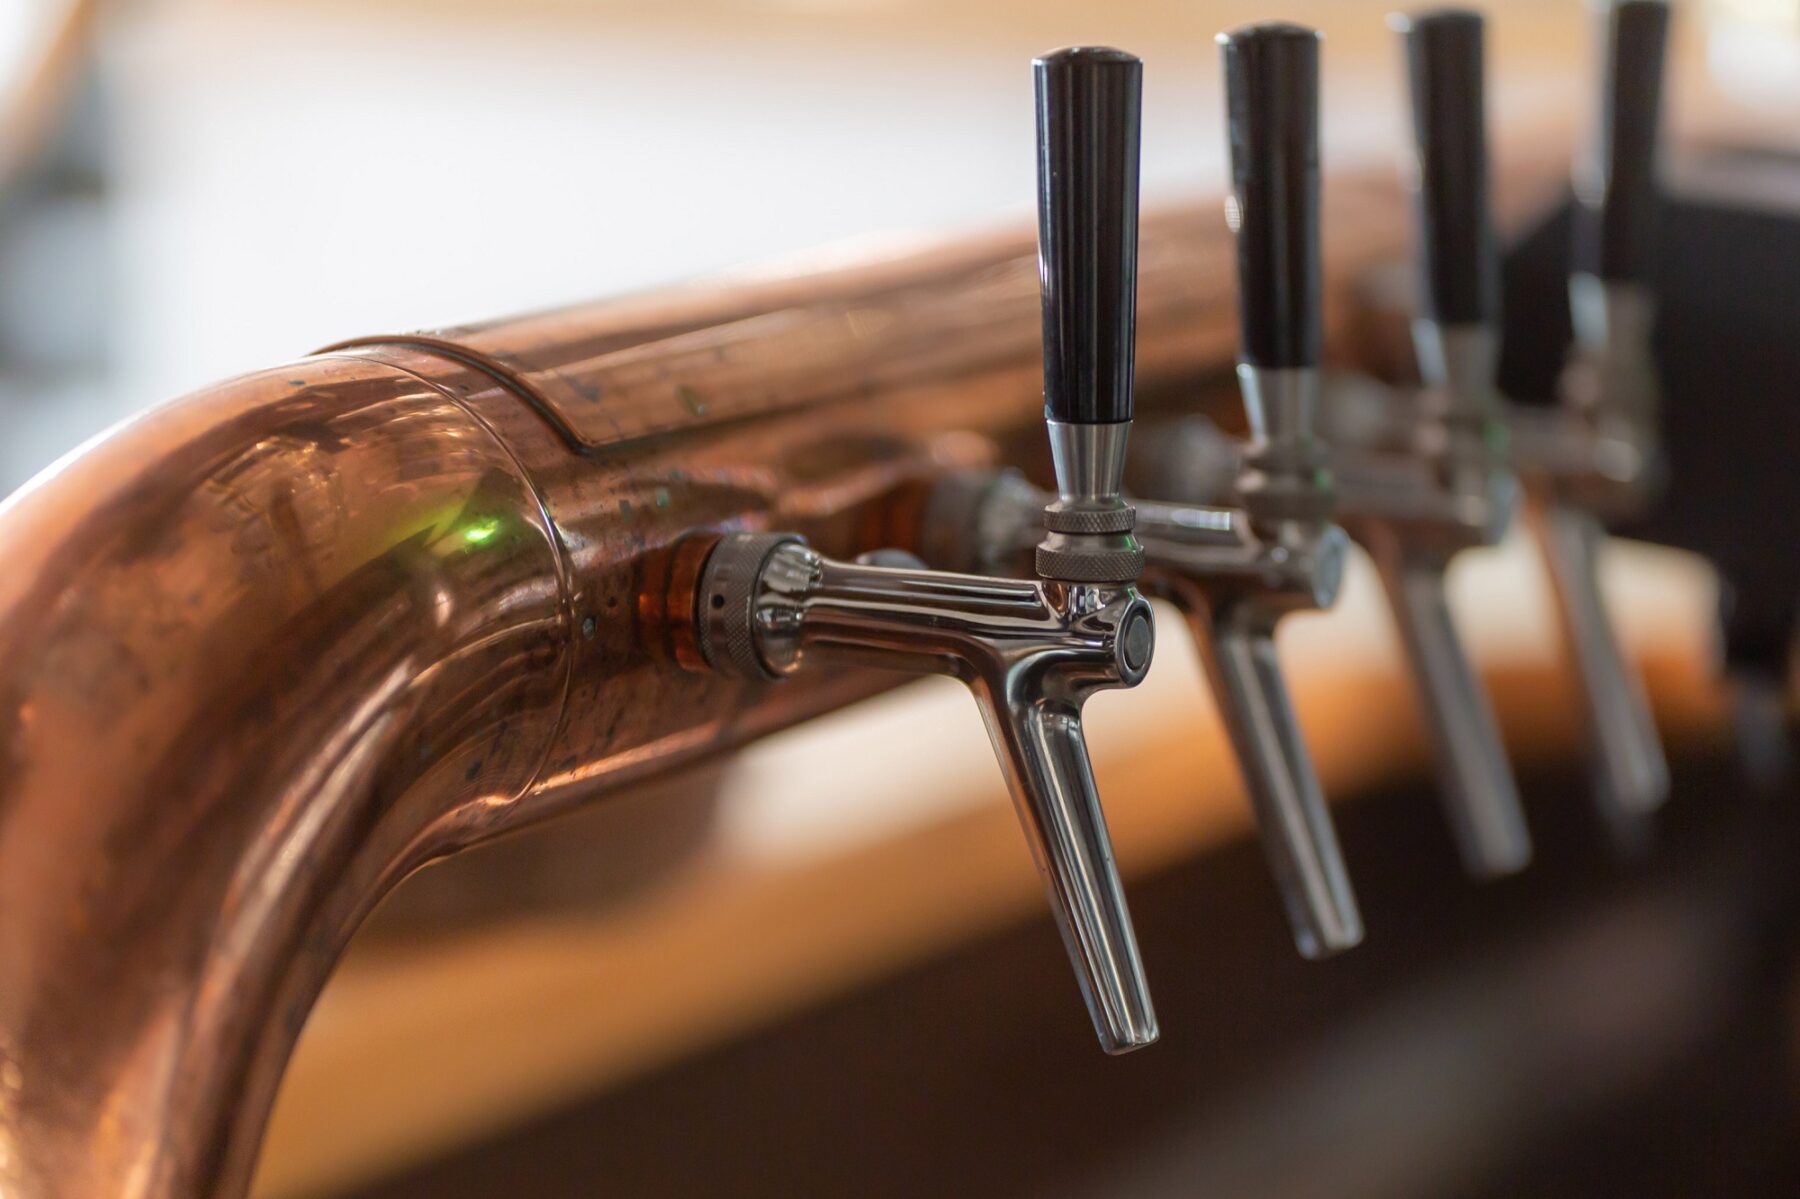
[1035,499,1145,583]
[1040,502,1136,535]
[1034,540,1147,583]
[696,532,802,681]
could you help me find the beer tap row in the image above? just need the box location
[676,2,1675,1053]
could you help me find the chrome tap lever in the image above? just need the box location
[1221,21,1325,473]
[1307,11,1528,877]
[1350,7,1534,879]
[1013,46,1157,1048]
[1564,0,1668,431]
[683,46,1159,1055]
[1210,22,1364,955]
[1525,0,1672,823]
[1035,46,1139,430]
[1033,45,1145,585]
[1575,0,1671,303]
[1400,7,1498,339]
[1397,6,1505,429]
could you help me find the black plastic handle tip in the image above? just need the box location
[1576,0,1671,282]
[1394,8,1497,326]
[1034,46,1143,426]
[1219,22,1323,370]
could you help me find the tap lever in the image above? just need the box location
[1206,22,1362,948]
[681,46,1163,1055]
[1033,46,1146,585]
[1034,46,1141,428]
[1290,12,1531,879]
[1395,8,1507,439]
[1577,0,1671,289]
[1532,1,1672,822]
[1220,22,1323,374]
[1395,8,1498,335]
[1220,22,1329,531]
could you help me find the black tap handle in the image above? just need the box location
[1220,22,1323,370]
[1575,0,1671,283]
[1034,46,1142,426]
[1396,8,1496,326]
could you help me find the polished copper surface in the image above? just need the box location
[0,358,570,1197]
[638,532,724,673]
[0,164,1500,1198]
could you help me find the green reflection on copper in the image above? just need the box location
[461,516,502,547]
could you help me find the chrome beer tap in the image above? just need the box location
[682,46,1158,1054]
[1328,8,1534,879]
[916,24,1364,961]
[1508,0,1672,826]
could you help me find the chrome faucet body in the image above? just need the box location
[1157,362,1363,959]
[1508,0,1676,827]
[906,22,1368,962]
[1322,326,1535,880]
[1127,336,1535,881]
[917,454,1362,961]
[677,44,1163,1055]
[693,530,1156,1053]
[1508,279,1670,828]
[1323,9,1540,877]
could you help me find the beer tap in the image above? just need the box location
[679,46,1158,1054]
[1107,15,1530,881]
[1325,8,1534,879]
[914,24,1364,960]
[1509,0,1672,826]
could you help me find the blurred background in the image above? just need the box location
[3,1,1799,1197]
[12,0,1784,489]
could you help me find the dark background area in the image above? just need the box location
[350,744,1800,1199]
[1498,154,1800,681]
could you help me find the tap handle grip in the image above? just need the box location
[982,690,1157,1053]
[1397,8,1497,327]
[1220,22,1323,370]
[1575,0,1671,283]
[1034,46,1143,426]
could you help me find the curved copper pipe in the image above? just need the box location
[0,184,1422,1197]
[0,358,575,1196]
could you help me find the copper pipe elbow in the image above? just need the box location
[0,356,574,1196]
